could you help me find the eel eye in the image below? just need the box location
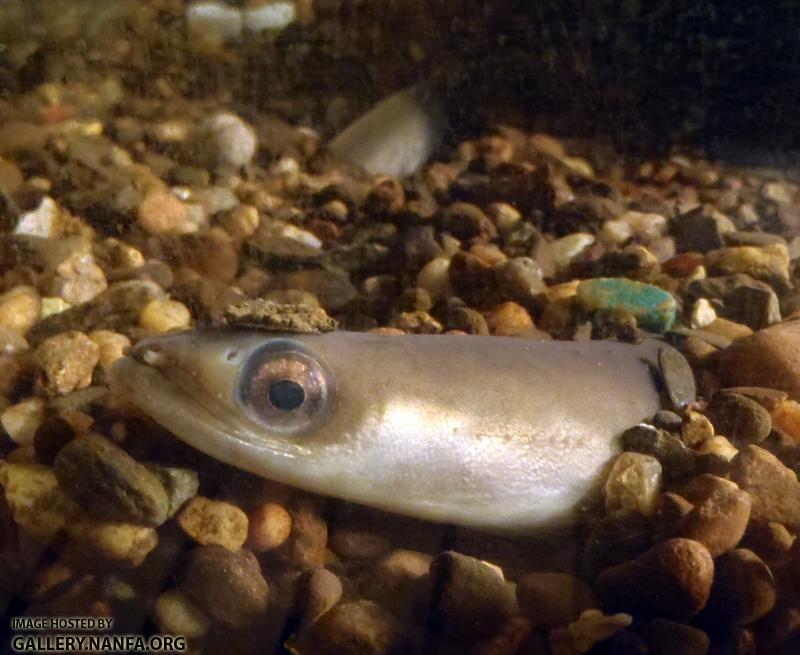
[237,340,332,434]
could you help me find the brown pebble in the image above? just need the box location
[516,572,598,627]
[290,600,404,655]
[682,411,715,448]
[653,492,694,536]
[483,301,535,336]
[724,386,789,411]
[365,549,432,621]
[428,551,517,641]
[704,548,775,625]
[594,538,714,621]
[741,522,795,563]
[137,190,187,235]
[718,320,800,401]
[642,619,709,655]
[179,545,268,629]
[276,501,328,569]
[247,501,292,552]
[730,445,800,530]
[33,416,75,465]
[329,528,391,560]
[291,567,342,628]
[674,475,752,557]
[705,391,772,445]
[473,617,533,655]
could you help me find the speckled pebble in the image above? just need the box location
[177,496,248,550]
[66,518,158,568]
[0,285,41,335]
[576,278,677,332]
[146,465,199,518]
[179,545,269,629]
[0,462,80,542]
[33,331,99,396]
[276,501,328,569]
[53,433,169,527]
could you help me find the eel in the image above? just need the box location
[112,330,672,533]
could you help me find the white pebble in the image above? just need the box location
[599,219,633,247]
[199,112,257,170]
[620,210,668,241]
[243,1,297,32]
[14,197,62,237]
[690,298,717,329]
[538,232,595,276]
[1,397,45,446]
[186,1,243,42]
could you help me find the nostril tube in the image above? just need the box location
[130,341,166,367]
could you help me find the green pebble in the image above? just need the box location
[577,278,677,332]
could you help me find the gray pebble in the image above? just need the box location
[621,424,695,479]
[659,347,696,411]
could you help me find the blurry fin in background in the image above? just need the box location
[327,83,445,178]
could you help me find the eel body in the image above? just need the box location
[112,330,668,533]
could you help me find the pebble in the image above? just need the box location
[772,400,800,443]
[53,433,169,527]
[726,386,789,411]
[493,257,546,304]
[705,317,753,342]
[186,1,243,42]
[247,501,292,552]
[89,330,130,375]
[706,244,790,284]
[483,302,535,336]
[291,567,343,628]
[741,521,794,563]
[179,545,269,629]
[448,250,495,305]
[366,549,431,621]
[730,445,800,530]
[146,465,198,518]
[177,496,249,551]
[659,347,697,411]
[14,196,63,238]
[674,474,752,557]
[724,284,781,331]
[594,538,714,621]
[0,462,79,542]
[0,285,41,335]
[539,233,595,276]
[138,299,191,333]
[441,202,497,241]
[329,528,391,560]
[704,548,775,625]
[691,298,718,329]
[642,619,710,655]
[32,416,75,464]
[682,410,715,448]
[67,518,158,568]
[290,600,404,655]
[705,391,772,445]
[1,398,45,447]
[33,331,99,396]
[137,190,188,236]
[428,551,517,641]
[279,270,357,312]
[576,278,677,332]
[670,208,726,253]
[276,501,328,569]
[49,251,108,305]
[584,510,654,576]
[621,424,695,479]
[549,609,632,654]
[416,257,452,302]
[473,616,533,655]
[604,452,662,516]
[718,320,800,400]
[242,1,298,33]
[653,410,683,432]
[153,589,211,639]
[197,112,257,170]
[516,572,598,627]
